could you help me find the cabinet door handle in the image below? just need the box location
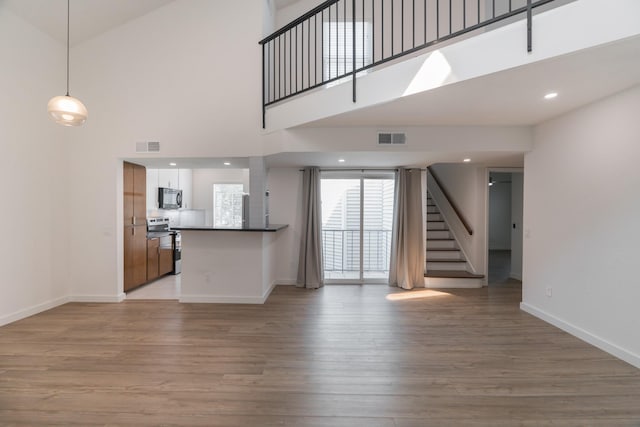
[132,216,136,225]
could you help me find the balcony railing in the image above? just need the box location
[259,0,557,127]
[322,229,392,274]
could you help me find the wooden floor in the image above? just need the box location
[1,284,640,426]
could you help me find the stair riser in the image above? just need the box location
[427,222,447,230]
[427,230,450,239]
[424,277,484,288]
[427,261,468,271]
[427,213,442,221]
[427,251,463,260]
[427,240,457,249]
[426,206,439,213]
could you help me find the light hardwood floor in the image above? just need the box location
[1,283,639,426]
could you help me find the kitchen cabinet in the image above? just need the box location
[178,169,193,209]
[147,238,160,281]
[124,162,147,291]
[158,169,179,189]
[159,237,174,276]
[147,235,173,280]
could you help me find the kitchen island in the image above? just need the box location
[172,224,288,303]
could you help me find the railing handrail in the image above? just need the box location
[427,166,473,236]
[259,0,339,46]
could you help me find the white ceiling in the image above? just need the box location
[3,0,175,46]
[3,0,301,46]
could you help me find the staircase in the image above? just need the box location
[425,191,484,287]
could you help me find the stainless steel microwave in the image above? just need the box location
[158,187,182,209]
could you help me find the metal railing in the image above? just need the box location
[322,229,392,273]
[259,0,557,127]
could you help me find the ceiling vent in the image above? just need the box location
[378,132,406,145]
[136,141,160,153]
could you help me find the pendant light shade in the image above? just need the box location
[48,95,87,126]
[48,0,87,127]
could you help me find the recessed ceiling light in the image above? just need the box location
[338,159,345,163]
[169,162,177,166]
[223,162,231,166]
[544,92,558,100]
[463,158,471,163]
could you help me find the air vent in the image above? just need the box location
[136,141,161,153]
[378,132,406,145]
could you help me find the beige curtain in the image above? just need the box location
[389,168,425,289]
[297,167,324,289]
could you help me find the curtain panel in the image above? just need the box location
[389,168,425,289]
[297,167,324,289]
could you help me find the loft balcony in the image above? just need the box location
[260,0,640,132]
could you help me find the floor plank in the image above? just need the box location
[1,283,639,425]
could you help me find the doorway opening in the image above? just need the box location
[487,170,523,285]
[321,172,395,284]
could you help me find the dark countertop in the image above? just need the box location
[172,224,288,233]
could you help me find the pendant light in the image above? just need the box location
[47,0,87,126]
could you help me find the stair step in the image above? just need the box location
[426,205,439,213]
[427,251,463,260]
[425,270,485,279]
[426,221,447,230]
[427,213,442,221]
[427,260,468,271]
[427,239,457,249]
[427,230,450,239]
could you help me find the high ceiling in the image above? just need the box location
[2,0,299,47]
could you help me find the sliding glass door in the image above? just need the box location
[321,172,395,283]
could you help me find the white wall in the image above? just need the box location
[267,168,303,284]
[510,172,523,280]
[430,163,487,275]
[0,7,70,324]
[488,173,512,250]
[522,85,640,368]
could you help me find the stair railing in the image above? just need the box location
[426,166,478,273]
[259,0,558,127]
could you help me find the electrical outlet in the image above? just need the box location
[545,287,553,297]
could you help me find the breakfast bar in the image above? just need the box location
[172,224,288,304]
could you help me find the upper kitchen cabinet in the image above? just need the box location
[124,162,146,226]
[179,169,193,209]
[158,169,179,189]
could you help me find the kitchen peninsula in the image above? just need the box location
[172,224,288,303]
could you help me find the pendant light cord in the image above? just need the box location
[66,0,70,96]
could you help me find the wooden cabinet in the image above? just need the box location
[124,161,147,291]
[147,235,174,280]
[159,236,174,276]
[147,238,160,282]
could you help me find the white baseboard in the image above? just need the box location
[70,294,125,303]
[275,279,297,286]
[180,294,267,304]
[520,302,640,369]
[0,296,70,327]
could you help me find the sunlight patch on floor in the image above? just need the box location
[386,289,452,301]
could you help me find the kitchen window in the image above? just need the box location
[213,183,244,227]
